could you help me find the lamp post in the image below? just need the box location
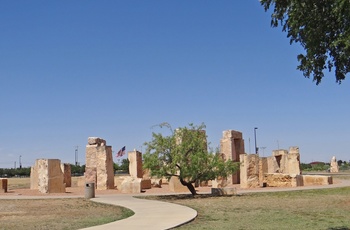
[254,127,258,154]
[75,146,79,166]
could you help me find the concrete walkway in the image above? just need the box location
[80,194,197,230]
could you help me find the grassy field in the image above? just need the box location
[0,198,134,230]
[144,187,350,230]
[147,173,350,230]
[2,177,134,230]
[2,174,350,229]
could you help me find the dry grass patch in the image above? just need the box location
[0,198,133,230]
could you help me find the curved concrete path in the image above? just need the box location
[81,194,197,230]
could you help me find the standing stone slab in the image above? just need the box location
[330,156,339,173]
[0,178,8,193]
[169,176,189,193]
[30,159,66,193]
[61,163,72,187]
[85,137,114,190]
[240,154,260,188]
[128,150,143,179]
[220,130,245,184]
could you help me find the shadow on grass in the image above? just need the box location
[139,193,237,201]
[328,227,350,230]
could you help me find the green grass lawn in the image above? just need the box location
[146,187,350,230]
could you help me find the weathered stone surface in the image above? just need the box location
[61,163,71,187]
[220,130,244,184]
[301,175,333,186]
[84,167,97,186]
[267,148,300,175]
[76,176,85,187]
[259,157,268,187]
[151,178,162,188]
[0,178,8,193]
[240,154,260,188]
[30,165,39,190]
[30,159,66,193]
[211,187,236,196]
[85,138,114,190]
[330,156,339,173]
[141,179,152,189]
[169,176,189,193]
[264,173,296,187]
[128,150,143,179]
[211,178,228,188]
[87,137,106,146]
[120,177,142,193]
[114,176,126,190]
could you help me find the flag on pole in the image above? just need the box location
[116,146,126,157]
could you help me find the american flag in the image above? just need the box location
[116,146,126,157]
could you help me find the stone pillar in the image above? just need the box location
[220,130,245,184]
[0,178,8,193]
[259,157,268,186]
[30,159,66,193]
[330,156,339,173]
[85,137,114,190]
[286,147,301,175]
[61,163,72,187]
[128,150,143,179]
[240,154,260,188]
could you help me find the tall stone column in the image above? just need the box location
[220,130,245,184]
[85,137,114,190]
[128,150,143,179]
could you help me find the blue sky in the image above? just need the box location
[1,1,349,168]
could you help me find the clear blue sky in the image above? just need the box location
[1,1,349,168]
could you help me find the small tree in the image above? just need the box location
[143,123,239,196]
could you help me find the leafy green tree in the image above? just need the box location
[114,159,129,173]
[143,123,239,196]
[261,0,350,84]
[70,164,85,176]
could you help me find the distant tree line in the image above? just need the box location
[301,160,350,172]
[0,160,130,178]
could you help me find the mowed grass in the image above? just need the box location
[146,188,350,230]
[2,177,134,230]
[0,198,134,230]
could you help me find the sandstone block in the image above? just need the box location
[330,156,339,173]
[85,141,114,190]
[264,173,296,187]
[0,178,8,193]
[87,137,106,146]
[128,150,143,179]
[141,179,152,189]
[301,175,333,186]
[240,154,260,188]
[169,176,189,193]
[31,159,66,193]
[120,177,142,193]
[151,178,162,188]
[61,163,72,187]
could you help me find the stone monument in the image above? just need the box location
[30,159,66,193]
[330,156,339,173]
[85,137,114,190]
[220,130,245,184]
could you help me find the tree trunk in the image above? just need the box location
[179,177,197,196]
